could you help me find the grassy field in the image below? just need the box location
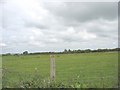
[2,52,118,88]
[0,55,2,89]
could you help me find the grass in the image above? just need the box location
[2,52,118,88]
[0,55,2,89]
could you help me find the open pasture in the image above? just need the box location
[2,52,118,88]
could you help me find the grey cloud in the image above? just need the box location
[25,22,49,29]
[44,2,117,23]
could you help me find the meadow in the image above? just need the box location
[2,52,118,88]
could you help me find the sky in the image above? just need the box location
[0,0,119,54]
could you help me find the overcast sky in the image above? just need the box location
[0,0,118,54]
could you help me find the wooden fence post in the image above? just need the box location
[50,54,55,81]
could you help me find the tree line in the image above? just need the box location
[63,48,120,54]
[2,48,120,56]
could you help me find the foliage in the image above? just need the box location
[23,51,29,55]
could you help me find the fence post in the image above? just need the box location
[50,54,55,81]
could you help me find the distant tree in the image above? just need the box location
[64,49,68,53]
[68,49,71,53]
[85,49,91,53]
[23,51,28,55]
[14,54,19,56]
[114,48,120,51]
[97,49,102,52]
[80,50,85,53]
[5,53,11,56]
[77,49,81,53]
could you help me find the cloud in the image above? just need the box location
[1,0,118,53]
[44,2,118,22]
[0,43,6,47]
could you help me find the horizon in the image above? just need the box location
[1,47,119,54]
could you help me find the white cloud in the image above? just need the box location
[78,30,96,40]
[1,1,118,53]
[0,43,6,47]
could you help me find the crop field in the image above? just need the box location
[2,52,118,88]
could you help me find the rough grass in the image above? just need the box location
[2,52,118,88]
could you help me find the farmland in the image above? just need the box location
[2,52,118,88]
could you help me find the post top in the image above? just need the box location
[50,54,55,58]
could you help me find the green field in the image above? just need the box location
[2,52,118,88]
